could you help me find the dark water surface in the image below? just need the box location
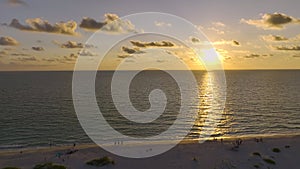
[0,70,299,149]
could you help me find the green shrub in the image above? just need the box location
[253,164,260,168]
[272,148,281,153]
[86,156,115,167]
[252,152,261,157]
[33,163,66,169]
[263,158,276,165]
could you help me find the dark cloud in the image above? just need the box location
[118,54,132,59]
[241,13,300,30]
[32,46,44,51]
[262,35,288,41]
[79,13,136,34]
[130,40,175,48]
[122,46,137,54]
[9,18,78,35]
[233,40,240,46]
[293,55,300,58]
[121,46,145,54]
[274,45,300,51]
[60,41,84,48]
[7,0,27,6]
[212,40,240,46]
[190,37,200,43]
[79,17,106,30]
[244,54,260,59]
[0,36,19,46]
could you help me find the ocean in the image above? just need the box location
[0,70,300,149]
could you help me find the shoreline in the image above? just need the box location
[1,133,299,154]
[1,134,300,169]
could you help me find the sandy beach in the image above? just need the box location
[0,135,299,169]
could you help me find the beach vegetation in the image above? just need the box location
[272,148,281,153]
[253,164,260,168]
[263,158,276,165]
[2,167,21,169]
[86,156,115,167]
[33,163,66,169]
[252,152,261,157]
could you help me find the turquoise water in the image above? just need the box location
[0,70,299,149]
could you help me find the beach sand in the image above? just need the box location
[0,135,299,169]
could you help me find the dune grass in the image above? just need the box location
[2,167,21,169]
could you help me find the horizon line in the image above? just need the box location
[0,69,300,72]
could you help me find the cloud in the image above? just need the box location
[42,58,58,63]
[233,40,240,46]
[190,37,200,43]
[55,53,78,63]
[0,50,8,55]
[9,18,78,35]
[10,52,30,56]
[7,0,27,6]
[262,35,289,42]
[213,40,240,46]
[78,49,97,56]
[154,21,172,27]
[0,36,19,46]
[274,45,300,51]
[53,40,96,49]
[0,50,8,57]
[117,54,132,59]
[60,41,83,48]
[212,22,226,27]
[79,17,106,30]
[79,13,136,34]
[130,40,175,48]
[121,46,138,54]
[190,37,240,46]
[63,53,77,61]
[241,13,300,30]
[42,56,80,64]
[12,56,38,62]
[207,27,225,35]
[244,54,260,59]
[32,46,44,51]
[293,54,300,58]
[121,46,145,54]
[156,59,165,63]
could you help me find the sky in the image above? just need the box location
[0,0,300,70]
